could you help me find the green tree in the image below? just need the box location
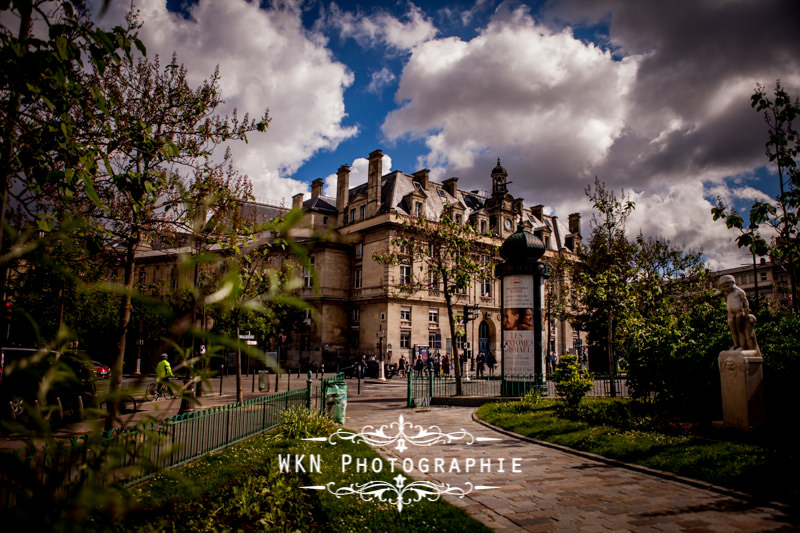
[1,0,143,345]
[63,49,268,417]
[712,81,799,313]
[208,209,309,401]
[573,178,636,396]
[373,211,494,395]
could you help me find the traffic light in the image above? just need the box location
[3,300,11,321]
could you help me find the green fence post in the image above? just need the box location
[407,367,413,408]
[428,366,433,400]
[306,371,313,410]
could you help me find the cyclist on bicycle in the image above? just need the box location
[155,353,173,396]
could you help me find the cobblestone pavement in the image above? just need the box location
[344,391,799,532]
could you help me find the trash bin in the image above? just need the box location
[258,370,268,391]
[325,381,347,424]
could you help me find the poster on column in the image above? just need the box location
[502,275,535,379]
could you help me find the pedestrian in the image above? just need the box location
[434,353,441,377]
[487,351,496,377]
[476,351,486,378]
[399,355,407,377]
[442,354,450,376]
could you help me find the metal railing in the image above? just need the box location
[2,385,311,508]
[408,371,629,406]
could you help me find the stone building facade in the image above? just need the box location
[281,150,586,370]
[126,149,586,371]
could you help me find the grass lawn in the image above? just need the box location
[476,397,799,509]
[84,416,491,532]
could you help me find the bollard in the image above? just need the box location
[219,365,223,396]
[252,372,256,393]
[306,371,313,410]
[357,369,361,395]
[275,370,279,393]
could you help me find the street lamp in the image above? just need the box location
[749,222,760,311]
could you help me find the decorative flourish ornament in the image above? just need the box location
[301,477,499,512]
[303,414,501,452]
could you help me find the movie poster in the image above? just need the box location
[502,275,535,379]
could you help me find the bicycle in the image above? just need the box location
[145,380,177,401]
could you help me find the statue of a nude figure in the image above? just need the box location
[717,275,759,353]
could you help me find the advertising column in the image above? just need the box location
[496,223,548,396]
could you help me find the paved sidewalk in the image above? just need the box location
[344,399,799,532]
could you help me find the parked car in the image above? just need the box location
[92,361,110,379]
[0,347,97,421]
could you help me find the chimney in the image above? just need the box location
[569,213,581,235]
[367,150,383,217]
[531,204,544,221]
[311,178,324,199]
[442,177,458,197]
[336,164,350,226]
[412,169,430,190]
[292,193,304,211]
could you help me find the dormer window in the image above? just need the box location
[437,189,446,198]
[414,202,422,218]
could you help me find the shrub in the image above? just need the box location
[552,354,594,410]
[271,406,339,440]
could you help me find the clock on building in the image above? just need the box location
[504,218,512,230]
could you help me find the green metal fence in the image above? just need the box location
[408,371,628,406]
[2,385,310,507]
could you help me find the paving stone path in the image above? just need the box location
[344,397,799,532]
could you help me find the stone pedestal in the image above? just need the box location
[717,350,766,430]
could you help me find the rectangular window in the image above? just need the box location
[429,308,438,324]
[355,242,363,259]
[353,308,360,323]
[354,267,362,289]
[323,216,328,225]
[428,270,439,289]
[360,205,366,220]
[350,208,356,223]
[760,272,767,281]
[455,214,462,225]
[414,202,422,218]
[400,264,412,284]
[482,278,492,296]
[400,306,411,322]
[480,220,487,234]
[301,335,311,351]
[351,331,360,348]
[429,333,437,348]
[303,257,314,288]
[400,333,411,349]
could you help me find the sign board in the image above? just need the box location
[416,345,429,360]
[238,334,255,340]
[503,274,535,379]
[245,340,257,346]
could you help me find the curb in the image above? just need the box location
[471,410,797,518]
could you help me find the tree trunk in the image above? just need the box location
[108,236,138,426]
[234,314,243,402]
[607,308,617,397]
[444,291,463,396]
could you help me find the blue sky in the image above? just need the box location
[92,0,800,269]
